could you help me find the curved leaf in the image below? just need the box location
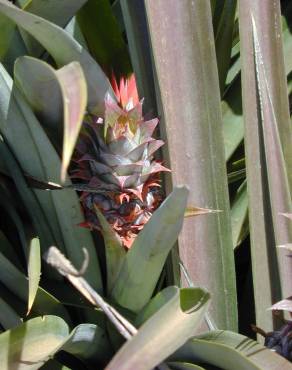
[106,286,210,370]
[0,315,69,370]
[57,61,87,181]
[170,330,292,370]
[15,56,88,181]
[111,186,189,312]
[19,0,87,56]
[23,0,86,27]
[0,63,102,292]
[0,10,26,74]
[0,0,114,113]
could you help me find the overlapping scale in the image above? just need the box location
[73,75,169,248]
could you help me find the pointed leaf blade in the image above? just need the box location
[27,237,41,315]
[111,186,189,312]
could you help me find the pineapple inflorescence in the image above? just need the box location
[72,75,170,249]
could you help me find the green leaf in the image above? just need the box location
[230,181,248,249]
[120,0,157,113]
[0,0,114,114]
[58,61,87,181]
[111,186,188,312]
[77,0,132,77]
[61,323,112,365]
[170,330,292,369]
[0,297,22,330]
[94,206,126,294]
[19,0,87,56]
[0,63,102,292]
[0,230,22,269]
[65,16,88,50]
[14,56,63,146]
[106,287,210,370]
[222,79,243,161]
[0,11,27,74]
[0,315,69,370]
[23,0,86,26]
[134,286,177,327]
[145,0,237,331]
[0,137,57,261]
[0,186,28,259]
[15,56,88,181]
[239,1,292,331]
[212,0,237,94]
[223,11,292,162]
[27,237,41,315]
[0,250,70,321]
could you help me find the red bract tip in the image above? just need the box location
[111,74,139,110]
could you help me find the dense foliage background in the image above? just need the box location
[0,0,292,369]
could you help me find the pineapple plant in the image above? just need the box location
[72,75,170,248]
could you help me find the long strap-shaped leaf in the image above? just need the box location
[144,0,237,331]
[0,0,114,114]
[239,0,292,331]
[252,16,292,292]
[0,64,102,292]
[223,12,292,163]
[120,0,157,114]
[212,0,237,94]
[106,286,210,370]
[77,0,132,77]
[111,186,188,312]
